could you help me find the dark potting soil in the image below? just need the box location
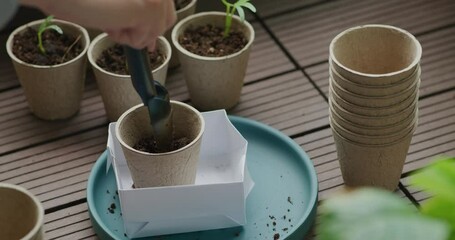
[96,44,165,75]
[178,24,248,57]
[174,0,191,10]
[133,136,190,153]
[12,27,83,66]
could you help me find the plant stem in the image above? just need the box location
[222,0,234,37]
[61,34,81,63]
[38,32,45,54]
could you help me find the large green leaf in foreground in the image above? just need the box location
[318,188,449,240]
[411,158,455,240]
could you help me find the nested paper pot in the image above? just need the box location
[116,101,204,188]
[329,111,418,145]
[6,19,90,120]
[329,92,418,127]
[330,24,422,86]
[0,183,44,240]
[330,74,420,108]
[88,33,171,122]
[330,62,421,97]
[172,12,255,110]
[165,0,197,68]
[329,104,417,136]
[331,126,415,190]
[329,84,418,117]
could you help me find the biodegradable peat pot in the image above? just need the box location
[329,112,417,145]
[329,93,418,127]
[329,84,418,117]
[172,12,255,110]
[330,62,421,97]
[165,0,197,68]
[331,127,415,190]
[6,19,89,120]
[116,101,204,188]
[330,25,422,86]
[0,183,44,240]
[88,33,171,122]
[330,75,420,108]
[329,105,417,136]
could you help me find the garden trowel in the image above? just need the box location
[123,46,173,152]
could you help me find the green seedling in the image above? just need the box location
[221,0,256,37]
[37,16,63,54]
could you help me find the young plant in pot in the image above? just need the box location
[171,0,256,110]
[87,33,171,122]
[6,16,90,120]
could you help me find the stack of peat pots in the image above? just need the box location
[328,25,422,190]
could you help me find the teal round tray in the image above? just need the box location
[87,116,318,239]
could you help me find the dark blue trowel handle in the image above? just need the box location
[123,46,173,151]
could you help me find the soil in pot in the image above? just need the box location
[133,136,190,153]
[179,24,248,57]
[174,0,191,10]
[96,44,165,75]
[12,27,83,65]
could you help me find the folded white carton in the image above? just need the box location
[107,110,254,238]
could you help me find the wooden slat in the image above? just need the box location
[0,81,108,154]
[196,0,327,19]
[0,33,17,91]
[400,176,432,204]
[266,0,455,67]
[230,70,329,136]
[0,127,107,209]
[166,21,294,102]
[45,203,97,240]
[306,26,455,99]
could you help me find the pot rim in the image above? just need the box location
[87,33,171,78]
[329,24,422,78]
[115,101,205,156]
[176,0,197,14]
[171,11,255,61]
[0,183,44,240]
[330,61,421,90]
[6,18,90,68]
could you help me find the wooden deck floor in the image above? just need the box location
[1,0,455,239]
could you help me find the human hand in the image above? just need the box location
[105,0,176,50]
[21,0,177,50]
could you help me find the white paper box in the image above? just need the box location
[106,110,254,238]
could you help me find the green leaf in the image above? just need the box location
[235,5,245,21]
[410,158,455,200]
[345,215,449,240]
[45,25,63,35]
[421,196,455,229]
[318,188,450,240]
[320,188,416,222]
[241,2,256,13]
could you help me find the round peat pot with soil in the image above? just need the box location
[6,18,90,120]
[172,11,255,110]
[88,33,171,122]
[115,101,204,188]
